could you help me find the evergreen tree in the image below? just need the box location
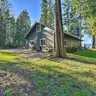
[0,0,31,48]
[62,0,71,31]
[62,0,82,37]
[40,0,48,25]
[7,16,16,46]
[5,9,12,45]
[40,0,54,27]
[0,0,10,48]
[15,10,31,47]
[0,9,6,47]
[72,0,96,48]
[4,9,16,47]
[47,0,54,27]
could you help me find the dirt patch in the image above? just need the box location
[0,70,27,87]
[0,70,35,96]
[2,49,47,59]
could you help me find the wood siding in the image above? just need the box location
[26,22,81,50]
[64,35,81,48]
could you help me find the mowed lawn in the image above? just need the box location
[0,50,96,96]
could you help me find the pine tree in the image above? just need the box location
[0,0,10,48]
[8,16,16,46]
[0,9,6,47]
[15,10,31,47]
[40,0,54,27]
[72,0,96,48]
[5,9,12,45]
[62,0,71,31]
[4,9,16,47]
[62,0,82,37]
[40,0,48,25]
[47,0,54,27]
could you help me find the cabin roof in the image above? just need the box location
[25,21,82,41]
[64,32,82,41]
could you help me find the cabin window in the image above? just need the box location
[64,40,67,45]
[40,38,46,46]
[36,25,41,32]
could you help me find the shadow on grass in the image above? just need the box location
[47,56,96,65]
[0,58,96,96]
[69,56,96,65]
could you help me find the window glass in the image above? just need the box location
[65,41,67,45]
[41,39,46,46]
[36,25,41,32]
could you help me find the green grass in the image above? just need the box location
[0,49,96,96]
[75,49,96,58]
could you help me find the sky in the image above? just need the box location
[8,0,41,23]
[8,0,92,45]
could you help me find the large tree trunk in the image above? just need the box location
[92,35,96,48]
[55,0,67,58]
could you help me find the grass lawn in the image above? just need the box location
[0,49,96,96]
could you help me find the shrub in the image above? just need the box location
[66,47,79,53]
[1,44,17,49]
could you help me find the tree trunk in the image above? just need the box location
[92,35,96,48]
[55,0,67,58]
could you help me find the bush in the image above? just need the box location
[66,47,79,53]
[1,44,17,49]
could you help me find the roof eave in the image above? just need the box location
[64,32,83,41]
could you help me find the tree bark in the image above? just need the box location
[55,0,67,58]
[92,35,96,48]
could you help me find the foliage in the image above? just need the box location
[0,0,11,47]
[72,0,96,47]
[4,88,13,96]
[0,50,96,96]
[66,47,79,53]
[62,0,82,37]
[47,0,54,27]
[0,0,31,48]
[5,11,16,46]
[40,0,48,24]
[40,0,54,27]
[15,10,31,47]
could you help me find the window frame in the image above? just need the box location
[36,25,41,32]
[64,40,67,46]
[40,38,46,46]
